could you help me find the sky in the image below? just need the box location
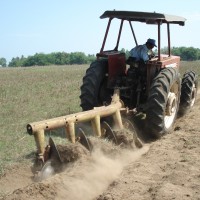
[1,0,200,63]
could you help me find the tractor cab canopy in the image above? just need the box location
[99,10,186,61]
[100,11,186,25]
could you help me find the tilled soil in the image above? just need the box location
[0,92,200,200]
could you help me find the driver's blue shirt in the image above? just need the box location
[130,44,149,62]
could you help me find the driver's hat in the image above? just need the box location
[147,38,157,47]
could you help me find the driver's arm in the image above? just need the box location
[147,49,155,60]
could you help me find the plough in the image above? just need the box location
[27,89,142,178]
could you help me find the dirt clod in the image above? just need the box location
[57,142,89,163]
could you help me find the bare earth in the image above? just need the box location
[0,92,200,200]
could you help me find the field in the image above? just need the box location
[0,61,200,199]
[0,65,87,176]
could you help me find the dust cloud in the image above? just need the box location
[1,134,148,200]
[54,142,149,200]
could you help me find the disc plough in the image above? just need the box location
[27,89,142,179]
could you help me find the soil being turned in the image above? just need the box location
[1,92,200,200]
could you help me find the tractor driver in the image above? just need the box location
[129,38,157,63]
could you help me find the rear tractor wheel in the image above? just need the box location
[80,59,112,111]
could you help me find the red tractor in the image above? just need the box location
[80,10,198,138]
[26,11,198,178]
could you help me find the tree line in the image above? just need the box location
[1,47,200,67]
[1,52,96,67]
[161,46,200,61]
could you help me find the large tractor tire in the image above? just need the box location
[145,68,181,138]
[179,71,198,116]
[80,59,111,111]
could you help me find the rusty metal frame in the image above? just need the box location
[129,21,138,46]
[167,23,171,56]
[100,18,112,53]
[114,19,124,51]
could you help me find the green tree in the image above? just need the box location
[34,53,49,65]
[182,47,198,61]
[87,54,96,63]
[54,52,70,65]
[161,46,200,61]
[0,57,7,67]
[69,52,87,64]
[8,57,23,67]
[22,53,49,66]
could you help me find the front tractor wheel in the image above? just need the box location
[179,71,198,116]
[146,68,181,138]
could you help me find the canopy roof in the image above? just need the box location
[100,10,186,26]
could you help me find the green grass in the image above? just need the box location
[0,65,88,175]
[0,61,199,176]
